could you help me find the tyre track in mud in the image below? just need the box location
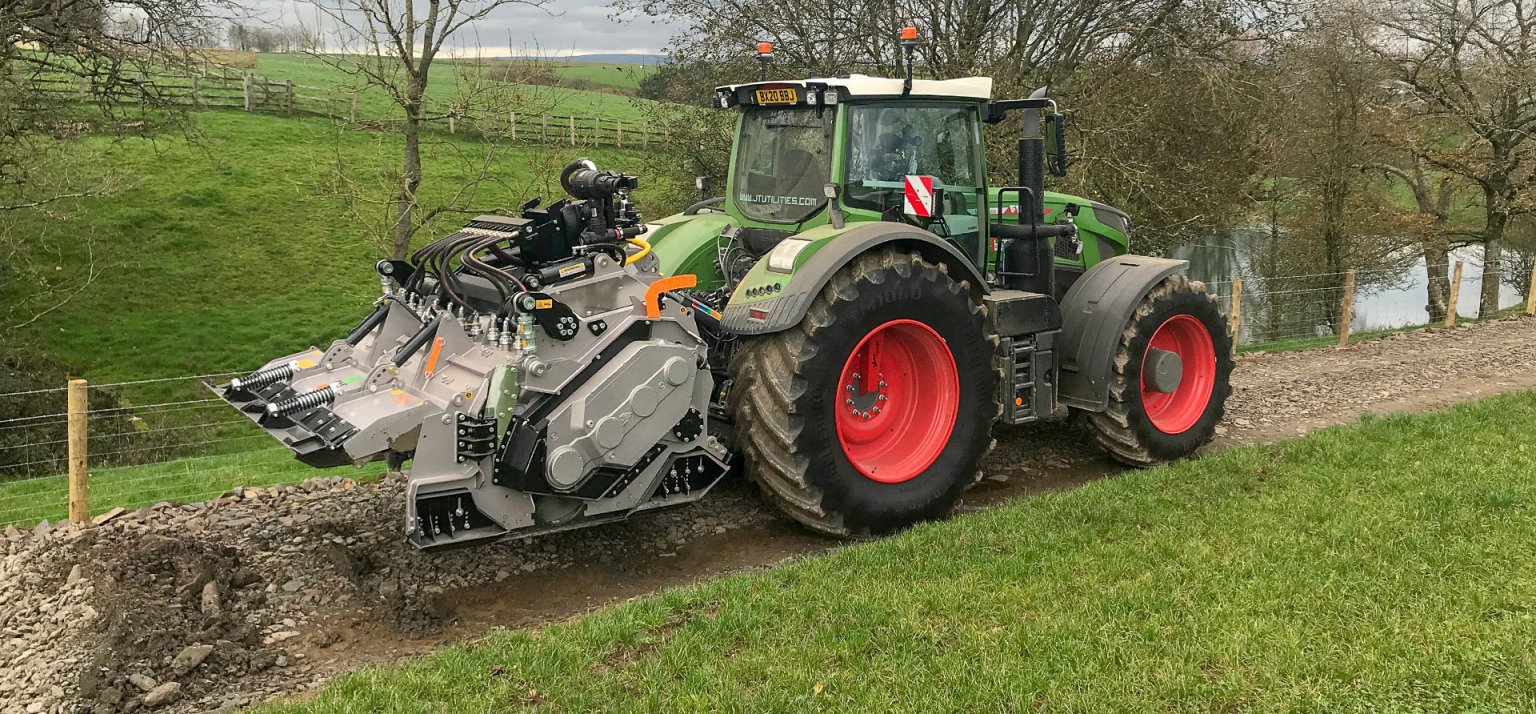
[3,316,1534,713]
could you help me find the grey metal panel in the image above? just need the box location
[720,222,990,335]
[1056,255,1188,411]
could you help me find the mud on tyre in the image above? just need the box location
[727,249,997,537]
[1083,273,1233,466]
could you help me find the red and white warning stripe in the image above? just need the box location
[903,175,936,218]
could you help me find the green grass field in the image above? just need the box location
[256,390,1536,713]
[250,54,655,122]
[550,62,655,92]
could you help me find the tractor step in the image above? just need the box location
[1000,332,1058,424]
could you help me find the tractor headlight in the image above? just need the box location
[767,238,813,273]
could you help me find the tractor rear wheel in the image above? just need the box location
[727,249,997,537]
[1083,273,1233,466]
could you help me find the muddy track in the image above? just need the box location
[3,316,1534,713]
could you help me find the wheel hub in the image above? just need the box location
[1143,347,1184,394]
[844,372,888,419]
[834,319,959,483]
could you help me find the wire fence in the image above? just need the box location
[1204,258,1534,349]
[2,259,1533,529]
[0,370,387,529]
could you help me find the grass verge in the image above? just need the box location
[260,390,1536,713]
[0,442,389,527]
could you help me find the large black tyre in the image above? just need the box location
[1083,273,1234,467]
[726,249,998,537]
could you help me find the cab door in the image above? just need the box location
[841,101,987,264]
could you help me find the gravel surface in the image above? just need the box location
[2,315,1534,713]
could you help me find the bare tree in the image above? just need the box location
[1357,152,1462,322]
[1364,0,1536,317]
[298,0,551,258]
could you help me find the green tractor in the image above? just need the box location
[641,43,1234,537]
[215,32,1232,549]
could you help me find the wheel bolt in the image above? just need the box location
[877,394,887,401]
[873,407,881,414]
[845,399,854,405]
[862,413,872,420]
[878,380,886,387]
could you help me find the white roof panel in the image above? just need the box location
[722,74,993,101]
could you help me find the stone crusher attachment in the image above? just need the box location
[215,160,731,549]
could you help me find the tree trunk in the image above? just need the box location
[392,110,423,260]
[1421,236,1451,324]
[1478,185,1507,317]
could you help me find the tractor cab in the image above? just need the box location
[712,75,996,263]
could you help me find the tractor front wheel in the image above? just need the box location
[1083,273,1233,466]
[727,250,997,537]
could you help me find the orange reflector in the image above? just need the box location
[757,41,773,55]
[423,336,445,377]
[900,26,918,41]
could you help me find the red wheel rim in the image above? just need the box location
[1139,314,1217,434]
[834,319,959,483]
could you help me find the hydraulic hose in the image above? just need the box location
[624,238,653,266]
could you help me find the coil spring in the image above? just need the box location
[232,363,295,392]
[265,384,337,418]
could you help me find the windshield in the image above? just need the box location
[731,106,835,224]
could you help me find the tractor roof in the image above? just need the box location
[719,74,993,101]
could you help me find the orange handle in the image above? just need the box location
[644,275,698,318]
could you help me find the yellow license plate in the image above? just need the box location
[755,88,798,105]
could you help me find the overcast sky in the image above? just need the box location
[254,0,683,57]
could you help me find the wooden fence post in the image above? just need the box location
[541,115,548,143]
[1526,261,1536,317]
[594,116,601,144]
[448,114,456,134]
[1337,268,1356,348]
[242,73,251,111]
[509,111,516,140]
[349,93,358,122]
[569,115,576,146]
[643,128,649,148]
[1445,260,1465,327]
[284,80,294,115]
[616,120,623,148]
[1228,276,1243,354]
[67,379,88,524]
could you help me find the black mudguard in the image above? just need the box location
[1057,255,1189,411]
[720,223,989,335]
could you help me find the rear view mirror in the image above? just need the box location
[1044,114,1069,177]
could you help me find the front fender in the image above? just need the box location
[1057,255,1188,411]
[719,223,990,335]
